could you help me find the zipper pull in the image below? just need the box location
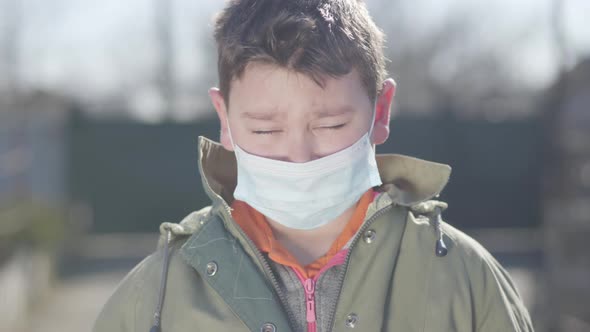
[304,278,316,323]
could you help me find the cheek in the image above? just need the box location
[228,125,280,157]
[314,125,368,157]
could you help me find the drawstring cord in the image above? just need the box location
[433,206,448,257]
[150,229,172,332]
[410,200,449,257]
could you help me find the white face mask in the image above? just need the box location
[228,109,382,230]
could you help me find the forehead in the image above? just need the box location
[227,63,372,116]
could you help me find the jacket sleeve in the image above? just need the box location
[93,255,155,332]
[468,243,535,332]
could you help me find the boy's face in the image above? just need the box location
[210,63,395,162]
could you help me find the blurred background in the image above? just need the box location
[0,0,589,331]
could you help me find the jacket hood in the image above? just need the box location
[196,135,452,208]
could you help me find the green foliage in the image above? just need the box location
[0,202,66,250]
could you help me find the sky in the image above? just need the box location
[2,0,590,121]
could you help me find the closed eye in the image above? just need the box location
[320,123,346,130]
[252,130,282,135]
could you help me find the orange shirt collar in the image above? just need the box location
[231,189,375,279]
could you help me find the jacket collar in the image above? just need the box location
[197,136,451,208]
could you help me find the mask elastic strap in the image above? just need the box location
[368,101,378,139]
[225,117,238,150]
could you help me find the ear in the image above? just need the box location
[371,78,396,145]
[209,87,234,151]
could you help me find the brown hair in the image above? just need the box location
[213,0,386,106]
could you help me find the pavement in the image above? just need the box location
[20,232,158,332]
[25,269,129,332]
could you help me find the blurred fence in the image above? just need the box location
[68,111,542,234]
[541,59,590,330]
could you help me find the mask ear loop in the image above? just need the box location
[225,117,246,164]
[225,117,238,151]
[368,101,378,145]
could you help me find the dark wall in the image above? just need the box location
[69,111,541,233]
[382,115,542,230]
[69,113,219,233]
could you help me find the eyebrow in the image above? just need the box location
[240,106,355,120]
[313,106,355,118]
[240,111,282,121]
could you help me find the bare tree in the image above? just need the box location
[371,0,542,118]
[155,0,176,118]
[1,0,22,97]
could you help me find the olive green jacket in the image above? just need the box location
[93,136,533,332]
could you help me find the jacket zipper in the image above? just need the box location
[326,203,394,331]
[293,248,349,332]
[304,278,317,332]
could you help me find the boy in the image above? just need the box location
[94,0,534,331]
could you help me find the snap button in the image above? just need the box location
[206,261,218,276]
[345,313,358,328]
[260,322,276,332]
[363,229,376,244]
